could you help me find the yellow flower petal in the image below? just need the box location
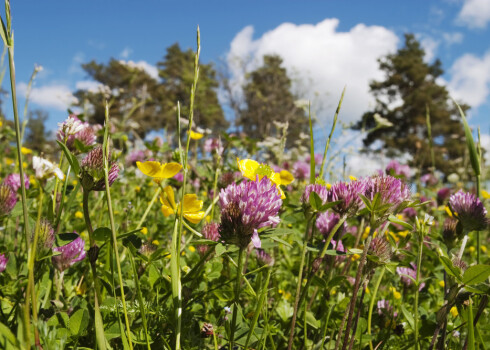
[160,186,176,216]
[21,147,33,155]
[189,130,204,140]
[237,158,259,181]
[184,211,205,224]
[182,194,203,213]
[279,170,294,185]
[161,204,174,217]
[482,190,490,199]
[160,162,182,178]
[137,161,164,177]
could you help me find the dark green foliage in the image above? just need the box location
[355,34,468,175]
[25,109,55,153]
[237,55,309,147]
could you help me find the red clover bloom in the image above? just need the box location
[81,146,119,191]
[4,173,29,192]
[448,190,488,233]
[0,184,17,217]
[0,253,7,273]
[301,184,329,205]
[219,176,282,249]
[52,235,86,271]
[326,180,367,215]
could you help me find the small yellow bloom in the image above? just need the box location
[393,291,401,300]
[5,158,14,166]
[482,190,490,199]
[201,191,207,197]
[72,180,78,186]
[481,245,487,253]
[188,246,196,253]
[349,175,357,181]
[439,280,445,288]
[237,158,286,198]
[189,130,204,140]
[279,170,294,185]
[362,226,371,240]
[365,286,370,294]
[181,251,186,256]
[137,161,182,181]
[445,206,453,217]
[75,211,83,219]
[351,254,361,261]
[160,186,205,224]
[326,183,332,190]
[21,147,32,155]
[398,230,409,238]
[469,246,476,253]
[22,162,28,168]
[450,306,458,317]
[330,289,337,295]
[152,240,160,246]
[135,186,141,193]
[140,227,148,235]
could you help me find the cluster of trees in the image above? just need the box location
[17,34,471,175]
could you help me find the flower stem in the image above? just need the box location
[414,237,424,350]
[136,187,162,229]
[368,267,385,350]
[287,217,312,350]
[229,247,244,349]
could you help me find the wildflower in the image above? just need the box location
[301,184,329,205]
[437,187,451,205]
[57,115,96,152]
[237,158,286,198]
[292,161,310,181]
[21,147,33,155]
[0,253,8,273]
[33,156,64,180]
[482,190,490,199]
[189,130,204,140]
[0,184,17,217]
[198,222,220,255]
[3,174,29,192]
[35,219,55,256]
[74,211,83,219]
[160,186,205,224]
[385,160,411,178]
[126,150,146,166]
[204,138,223,156]
[80,147,119,191]
[316,211,343,237]
[139,243,157,257]
[396,263,425,290]
[442,217,458,244]
[200,323,214,338]
[450,306,458,317]
[448,190,488,233]
[219,176,282,248]
[52,235,86,271]
[327,179,367,215]
[136,160,182,183]
[420,173,438,186]
[256,249,274,266]
[367,237,393,271]
[140,227,148,235]
[393,290,402,300]
[377,299,395,317]
[57,115,85,139]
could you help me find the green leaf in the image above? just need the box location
[93,227,112,242]
[463,265,490,286]
[56,140,80,175]
[439,256,463,282]
[69,309,89,336]
[305,311,319,329]
[454,99,480,176]
[269,236,293,248]
[388,214,413,230]
[358,194,372,211]
[0,321,18,347]
[309,191,323,211]
[401,305,414,331]
[260,227,299,237]
[55,232,80,247]
[215,243,227,257]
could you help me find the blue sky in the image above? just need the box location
[3,0,490,172]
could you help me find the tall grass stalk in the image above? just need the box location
[0,3,32,346]
[367,267,385,350]
[171,26,200,350]
[20,64,42,143]
[425,104,436,173]
[320,87,345,179]
[103,103,133,349]
[229,247,244,349]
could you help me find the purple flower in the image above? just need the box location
[173,172,184,182]
[316,211,342,237]
[368,237,393,266]
[437,187,451,204]
[364,176,411,207]
[402,207,417,218]
[301,184,329,205]
[204,138,223,156]
[396,263,425,290]
[125,150,146,166]
[420,173,438,186]
[57,115,96,152]
[80,146,119,191]
[306,153,323,165]
[0,184,17,217]
[52,236,86,271]
[4,173,30,192]
[377,299,393,316]
[219,177,282,248]
[198,222,220,255]
[35,219,55,255]
[256,249,274,266]
[385,160,411,178]
[449,190,488,232]
[327,180,367,215]
[292,161,310,181]
[0,253,8,273]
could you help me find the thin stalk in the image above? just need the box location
[320,86,345,179]
[244,266,272,349]
[20,64,41,143]
[368,267,385,350]
[414,238,424,350]
[170,218,182,349]
[129,250,151,350]
[426,104,436,173]
[467,297,475,350]
[103,103,133,349]
[55,270,65,301]
[3,11,31,345]
[320,304,334,349]
[287,218,312,350]
[136,187,162,229]
[229,248,244,350]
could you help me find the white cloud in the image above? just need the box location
[442,32,464,45]
[118,60,159,80]
[420,36,439,62]
[120,47,133,59]
[447,51,490,107]
[457,0,490,28]
[18,82,78,111]
[75,80,110,95]
[69,52,85,75]
[227,19,399,124]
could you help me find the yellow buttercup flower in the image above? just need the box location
[450,306,458,317]
[189,130,204,140]
[349,175,357,181]
[482,190,490,199]
[160,186,205,224]
[445,206,453,217]
[439,280,445,288]
[237,158,287,198]
[21,147,33,155]
[137,161,182,182]
[75,211,83,219]
[279,170,294,185]
[140,227,148,235]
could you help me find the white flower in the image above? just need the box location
[33,156,64,180]
[58,116,85,138]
